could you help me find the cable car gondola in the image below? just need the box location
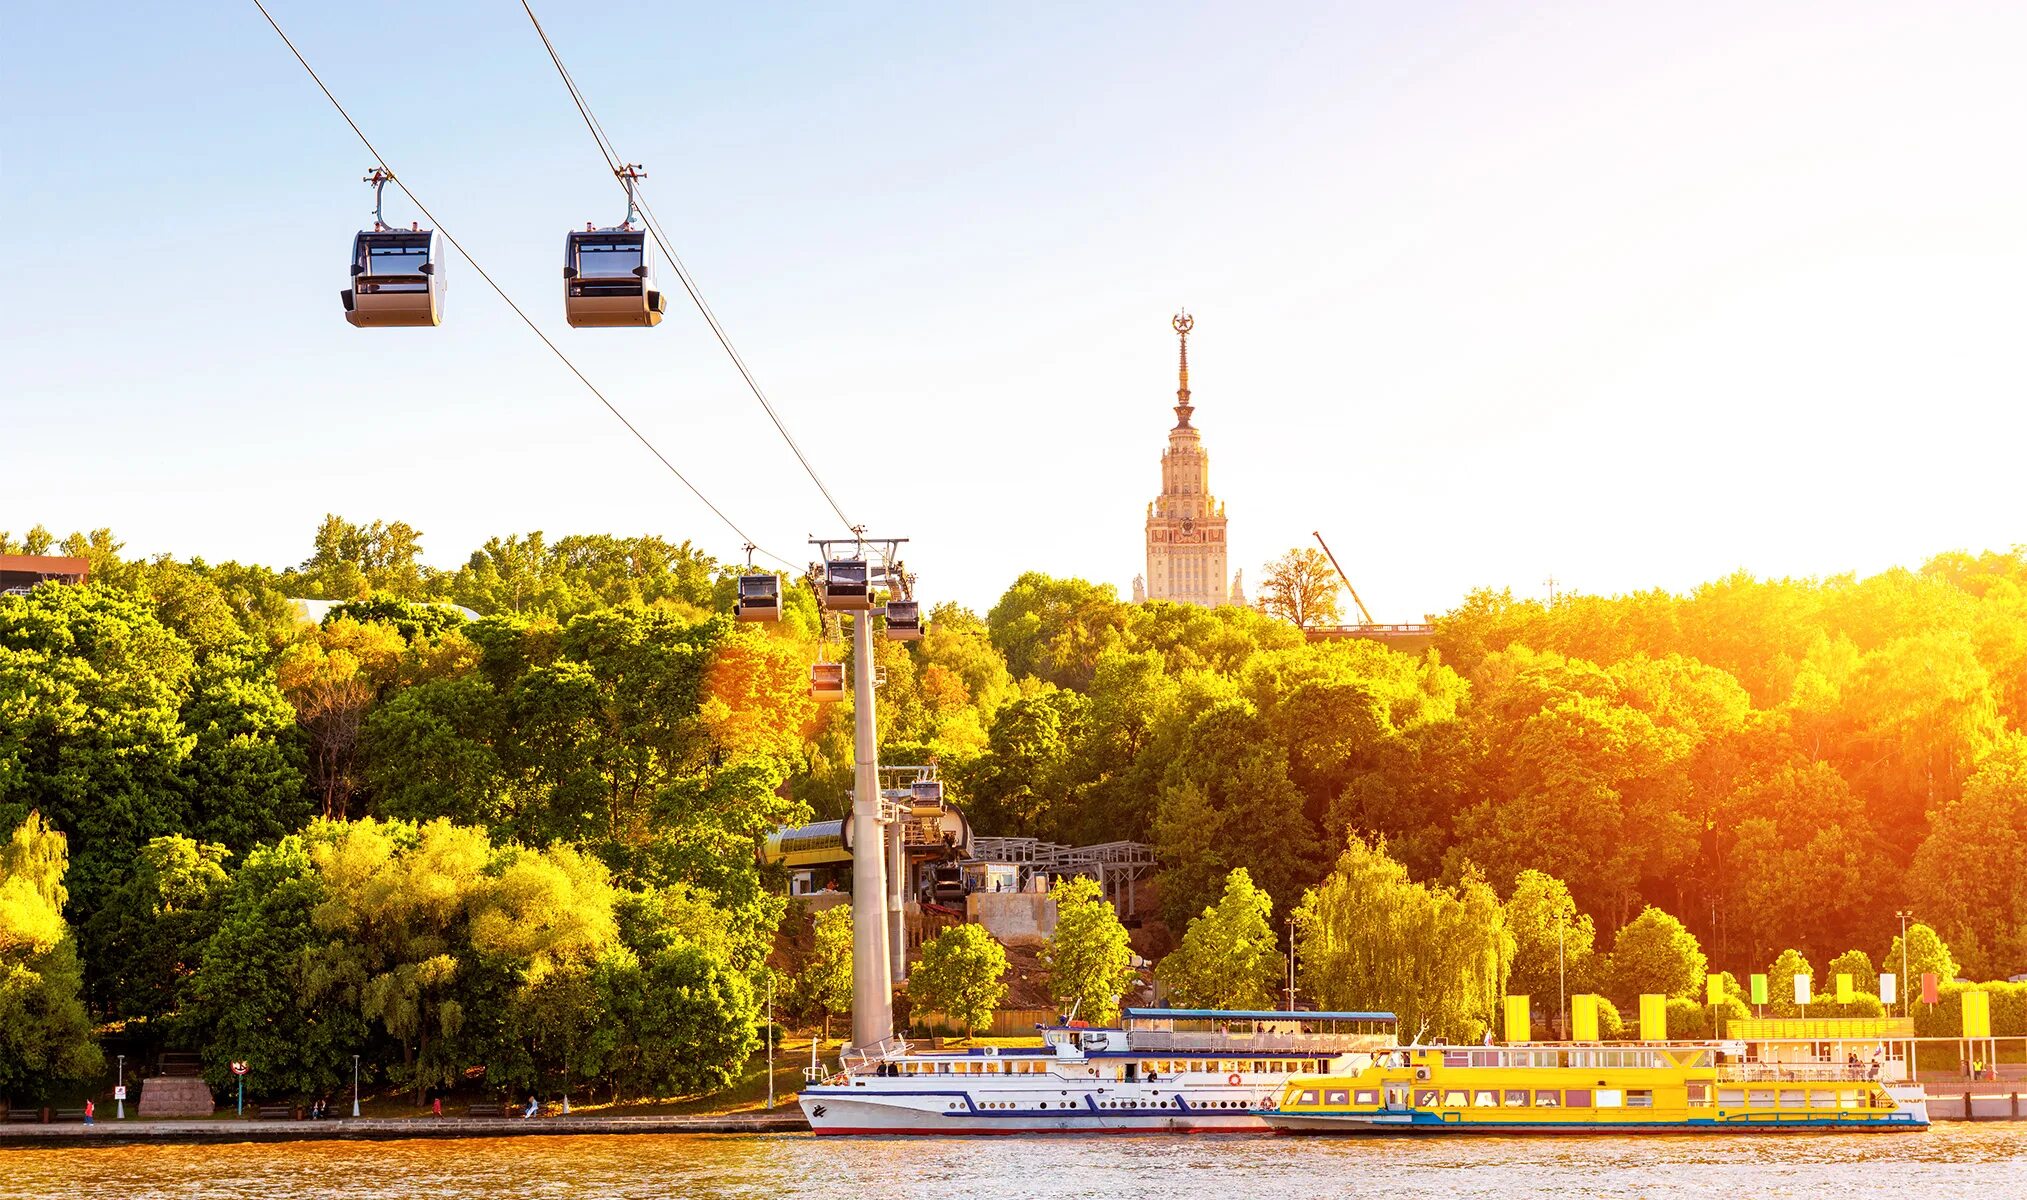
[341,168,445,328]
[564,164,667,328]
[884,599,922,641]
[810,662,845,702]
[819,558,872,611]
[736,572,782,623]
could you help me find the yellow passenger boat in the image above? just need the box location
[1263,1042,1930,1133]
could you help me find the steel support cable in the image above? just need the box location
[519,0,865,545]
[249,0,797,571]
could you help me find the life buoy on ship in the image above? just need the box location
[1228,1073,1242,1087]
[1261,1098,1277,1111]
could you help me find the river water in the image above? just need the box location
[4,1124,2022,1199]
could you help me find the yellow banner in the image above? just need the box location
[1963,990,1992,1039]
[1639,994,1667,1042]
[1836,973,1854,1004]
[1572,994,1600,1042]
[1706,973,1725,1004]
[1503,995,1530,1043]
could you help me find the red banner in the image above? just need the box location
[1921,972,1939,1005]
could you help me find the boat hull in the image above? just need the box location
[799,1089,1272,1135]
[1267,1110,1929,1134]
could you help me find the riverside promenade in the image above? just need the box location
[0,1111,805,1146]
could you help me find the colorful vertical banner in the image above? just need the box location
[1639,994,1667,1042]
[1750,974,1768,1006]
[1922,972,1939,1005]
[1836,973,1854,1004]
[1503,995,1531,1044]
[1572,994,1600,1042]
[1880,973,1898,1006]
[1794,974,1812,1005]
[1963,990,1992,1039]
[1706,974,1725,1004]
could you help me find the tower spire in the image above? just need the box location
[1172,309,1195,428]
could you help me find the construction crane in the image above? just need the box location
[1312,531,1376,625]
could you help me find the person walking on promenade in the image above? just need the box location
[83,1099,94,1126]
[432,1095,442,1118]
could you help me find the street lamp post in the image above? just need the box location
[1557,914,1567,1041]
[351,1054,360,1118]
[1286,917,1299,1012]
[116,1054,125,1120]
[767,972,776,1110]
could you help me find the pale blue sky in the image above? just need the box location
[6,2,2026,617]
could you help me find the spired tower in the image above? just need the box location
[1144,310,1232,606]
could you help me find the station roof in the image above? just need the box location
[1124,1008,1397,1022]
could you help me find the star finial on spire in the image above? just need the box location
[1172,309,1195,428]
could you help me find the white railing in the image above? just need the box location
[1718,1063,1880,1083]
[1125,1031,1392,1054]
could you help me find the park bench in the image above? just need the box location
[3,1109,44,1124]
[464,1102,512,1118]
[51,1107,87,1122]
[256,1104,296,1120]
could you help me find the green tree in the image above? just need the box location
[1296,836,1512,1042]
[985,573,1129,690]
[1043,875,1137,1025]
[1503,869,1598,1015]
[1154,868,1286,1009]
[0,814,105,1098]
[179,835,365,1098]
[1881,923,1960,993]
[1606,906,1707,1004]
[82,835,229,1022]
[791,905,853,1038]
[1766,948,1815,1016]
[911,924,1009,1037]
[1257,547,1343,630]
[1908,744,2027,979]
[1826,948,1878,997]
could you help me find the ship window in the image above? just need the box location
[1441,1090,1469,1107]
[1253,1061,1267,1074]
[1718,1088,1745,1105]
[1503,1090,1528,1107]
[1298,1091,1318,1105]
[1473,1091,1498,1108]
[1686,1082,1710,1106]
[1780,1090,1807,1108]
[1354,1090,1378,1105]
[1595,1090,1623,1108]
[1838,1089,1859,1108]
[1811,1091,1839,1109]
[1564,1090,1592,1109]
[1748,1089,1774,1106]
[1325,1090,1349,1106]
[1414,1089,1440,1107]
[1443,1051,1470,1068]
[1626,1090,1654,1108]
[1533,1091,1560,1108]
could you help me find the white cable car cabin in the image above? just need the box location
[341,170,444,328]
[884,600,923,641]
[910,779,944,806]
[819,559,872,610]
[810,662,845,702]
[563,228,666,328]
[736,573,782,622]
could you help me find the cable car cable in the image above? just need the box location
[249,0,796,571]
[519,0,866,544]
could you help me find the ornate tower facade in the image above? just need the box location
[1144,311,1231,606]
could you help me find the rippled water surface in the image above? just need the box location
[4,1124,2023,1199]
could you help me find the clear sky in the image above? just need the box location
[6,2,2025,619]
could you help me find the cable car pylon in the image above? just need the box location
[810,535,923,1047]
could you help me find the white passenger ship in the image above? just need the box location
[798,1009,1397,1135]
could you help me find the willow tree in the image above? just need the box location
[1295,837,1510,1041]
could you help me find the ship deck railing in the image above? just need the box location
[1125,1031,1395,1054]
[1718,1062,1883,1083]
